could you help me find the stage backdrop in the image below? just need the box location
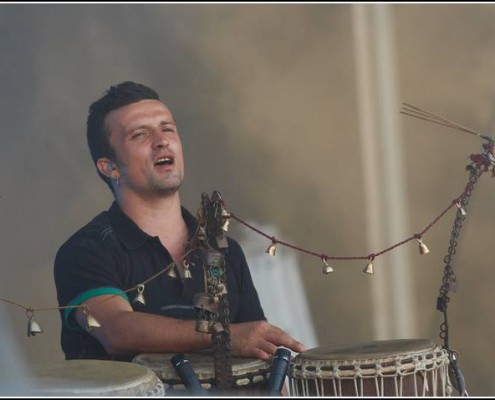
[1,3,495,395]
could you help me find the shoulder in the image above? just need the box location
[55,210,115,258]
[226,236,244,254]
[225,236,249,270]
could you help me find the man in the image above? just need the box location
[54,81,304,363]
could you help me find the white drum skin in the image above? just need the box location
[133,351,272,396]
[27,359,165,397]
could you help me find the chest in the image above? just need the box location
[114,242,241,320]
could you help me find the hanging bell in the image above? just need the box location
[167,264,178,279]
[210,321,225,334]
[418,238,430,255]
[265,241,277,256]
[26,310,43,337]
[183,260,192,280]
[456,202,467,216]
[183,268,192,279]
[220,208,231,233]
[82,306,101,331]
[195,319,211,334]
[216,283,228,296]
[196,226,206,242]
[321,257,334,274]
[363,259,374,275]
[221,218,231,233]
[182,259,192,279]
[132,284,146,306]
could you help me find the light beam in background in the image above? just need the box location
[352,4,417,339]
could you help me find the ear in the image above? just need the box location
[96,158,120,180]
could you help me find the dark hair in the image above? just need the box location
[87,81,160,192]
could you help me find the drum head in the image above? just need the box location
[28,360,163,396]
[297,339,435,362]
[133,350,271,382]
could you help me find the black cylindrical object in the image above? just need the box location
[265,347,292,396]
[170,353,209,396]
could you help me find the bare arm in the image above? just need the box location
[75,295,211,356]
[76,295,305,360]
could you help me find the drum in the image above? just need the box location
[27,359,165,397]
[289,339,452,397]
[132,350,272,396]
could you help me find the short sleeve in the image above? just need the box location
[54,237,129,330]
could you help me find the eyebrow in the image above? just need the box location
[128,119,176,133]
[159,120,176,127]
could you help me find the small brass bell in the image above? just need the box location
[26,310,43,337]
[197,226,206,242]
[418,238,430,255]
[195,319,211,334]
[210,321,225,334]
[183,260,192,280]
[363,260,374,275]
[221,218,231,233]
[216,283,228,296]
[220,209,231,233]
[82,306,101,331]
[322,258,334,274]
[167,265,178,279]
[133,284,146,306]
[456,202,467,216]
[266,241,277,256]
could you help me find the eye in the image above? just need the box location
[131,131,146,139]
[162,126,175,134]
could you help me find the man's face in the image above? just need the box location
[103,99,185,197]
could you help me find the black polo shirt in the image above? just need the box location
[54,201,265,360]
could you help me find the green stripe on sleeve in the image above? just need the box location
[64,287,130,330]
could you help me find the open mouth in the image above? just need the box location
[154,156,174,167]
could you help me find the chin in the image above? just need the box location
[154,183,182,196]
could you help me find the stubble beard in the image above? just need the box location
[150,171,183,196]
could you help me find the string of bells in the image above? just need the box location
[0,297,101,337]
[0,154,484,338]
[228,191,473,277]
[4,102,494,339]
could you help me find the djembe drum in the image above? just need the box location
[133,350,272,396]
[289,339,452,397]
[27,359,165,396]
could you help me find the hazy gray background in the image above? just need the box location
[1,3,495,395]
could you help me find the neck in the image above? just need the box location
[116,190,189,262]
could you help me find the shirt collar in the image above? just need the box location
[108,201,199,250]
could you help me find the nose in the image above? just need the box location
[152,130,170,148]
